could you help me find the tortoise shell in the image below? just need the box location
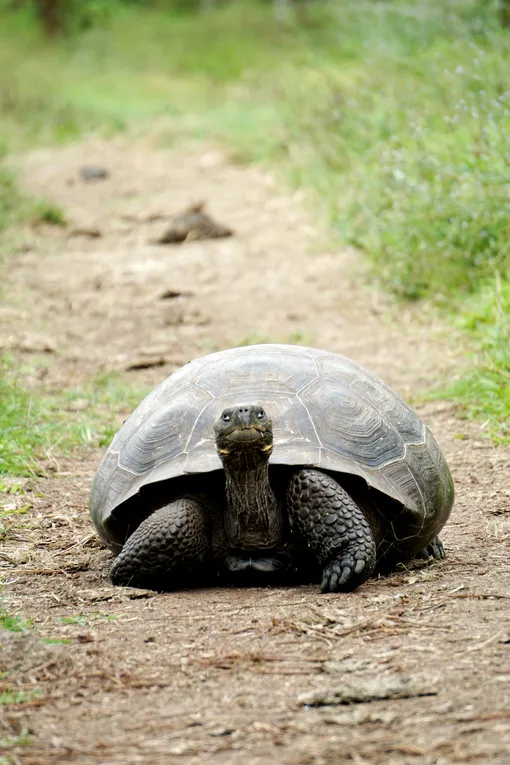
[90,344,454,550]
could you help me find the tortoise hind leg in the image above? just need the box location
[111,498,210,590]
[416,536,444,561]
[287,469,376,593]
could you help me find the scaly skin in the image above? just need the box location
[287,468,377,592]
[111,498,210,590]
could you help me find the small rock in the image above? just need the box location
[209,727,235,737]
[159,289,194,300]
[125,357,168,371]
[76,632,95,644]
[80,166,109,182]
[67,227,102,239]
[298,674,436,707]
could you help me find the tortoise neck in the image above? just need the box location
[223,452,283,549]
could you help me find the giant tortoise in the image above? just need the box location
[90,344,454,592]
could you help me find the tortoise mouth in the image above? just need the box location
[224,426,268,443]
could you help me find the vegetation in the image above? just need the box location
[0,688,43,705]
[0,731,31,752]
[60,611,118,625]
[0,605,32,632]
[0,359,147,476]
[446,274,510,441]
[0,162,64,237]
[0,0,508,460]
[0,165,26,232]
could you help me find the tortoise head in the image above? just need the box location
[214,405,281,550]
[214,404,273,464]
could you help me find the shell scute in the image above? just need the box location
[117,387,214,475]
[195,347,318,399]
[350,377,424,445]
[298,377,405,469]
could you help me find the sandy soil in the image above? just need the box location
[1,136,509,765]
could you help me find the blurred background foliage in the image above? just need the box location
[0,0,509,443]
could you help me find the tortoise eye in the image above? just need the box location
[222,413,230,422]
[257,409,265,419]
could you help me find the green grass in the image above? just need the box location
[60,611,118,625]
[0,730,30,748]
[0,504,31,544]
[0,2,308,149]
[0,359,147,476]
[0,0,508,450]
[0,166,27,232]
[0,688,43,706]
[0,162,65,239]
[0,731,31,749]
[0,730,31,765]
[0,606,32,633]
[445,275,510,442]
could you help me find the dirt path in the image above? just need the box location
[1,136,509,765]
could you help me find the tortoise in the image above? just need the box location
[90,344,454,593]
[154,202,233,245]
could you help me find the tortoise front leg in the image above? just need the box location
[111,498,210,590]
[287,469,376,592]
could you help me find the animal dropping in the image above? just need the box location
[89,344,454,594]
[153,202,233,244]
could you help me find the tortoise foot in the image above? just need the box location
[287,468,376,593]
[111,498,209,590]
[417,537,445,561]
[321,546,375,593]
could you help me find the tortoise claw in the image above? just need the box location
[321,553,371,593]
[417,537,445,561]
